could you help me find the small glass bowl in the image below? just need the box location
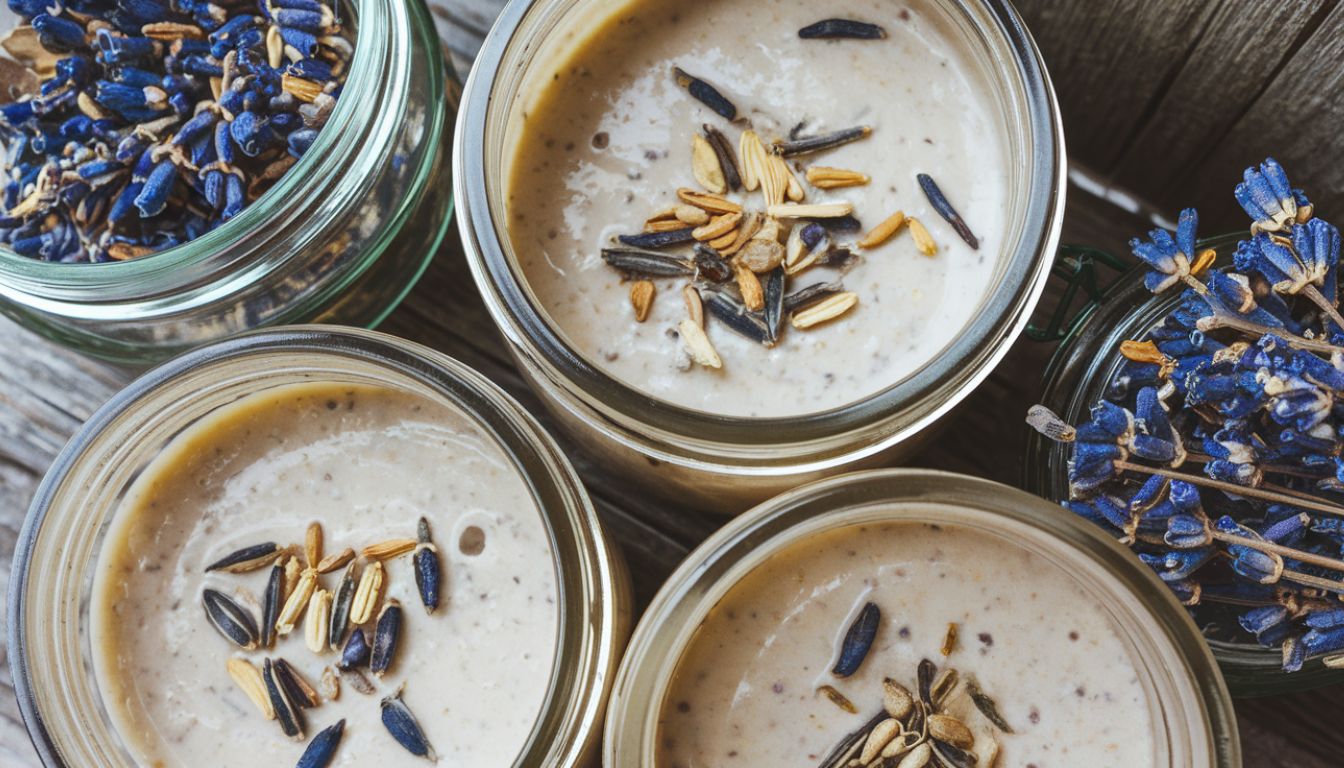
[7,326,630,766]
[0,0,455,365]
[455,0,1067,512]
[1023,233,1344,695]
[605,469,1241,766]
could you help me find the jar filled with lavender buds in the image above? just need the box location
[1026,158,1344,695]
[0,0,454,363]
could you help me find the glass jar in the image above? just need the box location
[0,0,455,365]
[7,326,630,767]
[606,469,1241,766]
[1023,233,1344,696]
[454,0,1067,512]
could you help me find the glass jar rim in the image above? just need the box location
[7,325,625,767]
[604,468,1242,766]
[456,0,1066,448]
[0,0,439,295]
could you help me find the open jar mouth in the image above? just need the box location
[7,326,626,767]
[456,0,1066,449]
[0,0,447,304]
[605,469,1241,767]
[1025,232,1344,694]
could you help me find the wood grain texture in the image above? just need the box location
[0,1,1340,766]
[1013,0,1220,170]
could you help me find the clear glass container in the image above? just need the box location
[606,469,1242,766]
[454,0,1068,512]
[1023,233,1344,696]
[0,0,455,365]
[7,326,630,766]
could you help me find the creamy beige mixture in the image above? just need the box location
[658,520,1155,767]
[507,0,1007,416]
[91,383,558,766]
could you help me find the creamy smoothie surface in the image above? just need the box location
[658,519,1156,767]
[507,0,1007,416]
[91,382,559,767]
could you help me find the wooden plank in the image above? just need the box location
[1111,0,1329,209]
[1180,2,1344,232]
[1012,0,1219,171]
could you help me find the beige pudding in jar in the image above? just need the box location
[506,0,1007,417]
[90,382,558,766]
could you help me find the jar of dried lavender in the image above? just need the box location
[1026,170,1344,696]
[0,0,454,363]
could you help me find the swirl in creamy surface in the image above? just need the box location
[658,519,1156,767]
[507,0,1008,416]
[91,383,558,766]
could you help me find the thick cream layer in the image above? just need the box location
[91,383,558,766]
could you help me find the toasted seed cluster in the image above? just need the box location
[201,518,444,764]
[598,29,976,371]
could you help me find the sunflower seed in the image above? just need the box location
[882,731,921,760]
[816,684,857,713]
[205,542,282,573]
[305,522,323,569]
[261,563,284,648]
[339,628,371,669]
[784,281,844,312]
[804,166,870,189]
[791,292,859,330]
[734,263,764,312]
[966,676,1013,733]
[676,187,742,213]
[763,267,786,343]
[702,124,741,191]
[691,133,726,193]
[807,213,863,232]
[316,547,355,574]
[860,718,900,764]
[413,517,441,615]
[693,212,742,242]
[679,318,722,369]
[618,227,698,249]
[381,689,437,761]
[671,65,736,121]
[858,210,906,249]
[283,555,302,597]
[917,173,978,249]
[692,243,734,283]
[831,602,880,677]
[799,18,887,39]
[738,130,768,192]
[274,657,320,709]
[226,657,274,720]
[683,285,705,327]
[263,658,305,741]
[351,560,384,625]
[933,740,978,768]
[329,561,356,650]
[737,238,785,273]
[928,714,973,749]
[917,659,936,705]
[896,742,932,768]
[602,246,695,277]
[276,568,317,636]
[629,281,656,322]
[370,599,403,678]
[203,589,260,650]
[320,666,340,701]
[296,719,345,768]
[875,680,910,721]
[708,228,739,251]
[908,216,938,256]
[774,126,872,157]
[644,218,690,233]
[701,288,772,345]
[767,202,854,219]
[814,711,886,768]
[672,205,710,225]
[306,589,333,655]
[361,539,417,560]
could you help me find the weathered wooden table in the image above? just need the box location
[2,2,1342,765]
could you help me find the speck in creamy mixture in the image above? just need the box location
[658,519,1156,767]
[507,0,1008,416]
[91,382,558,767]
